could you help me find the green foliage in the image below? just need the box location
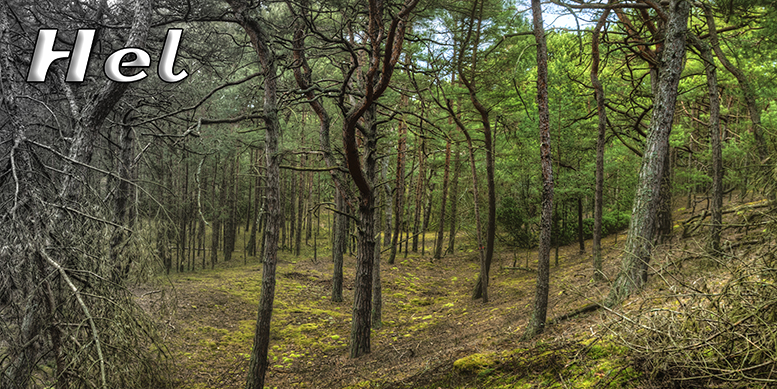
[496,196,537,248]
[554,210,630,247]
[498,194,629,248]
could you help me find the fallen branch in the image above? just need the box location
[39,248,107,389]
[550,303,602,324]
[503,266,535,272]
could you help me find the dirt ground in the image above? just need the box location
[135,230,628,388]
[136,196,767,388]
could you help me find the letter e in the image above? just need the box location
[104,48,150,83]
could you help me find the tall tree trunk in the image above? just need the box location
[689,33,723,254]
[656,150,673,243]
[211,158,220,269]
[295,161,305,256]
[606,0,690,306]
[451,0,495,300]
[446,144,460,254]
[422,180,435,255]
[482,107,497,306]
[590,6,610,281]
[247,150,261,257]
[412,138,426,252]
[372,181,384,329]
[180,159,189,272]
[289,171,297,253]
[306,169,313,244]
[383,157,393,247]
[220,156,232,262]
[288,10,348,299]
[226,3,282,388]
[337,0,417,352]
[578,197,585,254]
[199,214,206,269]
[280,177,287,250]
[332,190,346,302]
[110,114,136,281]
[462,127,486,299]
[231,156,240,260]
[403,151,415,258]
[703,3,767,161]
[389,118,407,264]
[526,0,554,338]
[57,0,151,205]
[246,149,253,239]
[347,105,378,358]
[433,138,451,259]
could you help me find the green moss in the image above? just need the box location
[454,353,497,374]
[343,381,375,389]
[410,297,433,306]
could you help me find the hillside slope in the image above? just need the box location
[138,197,773,388]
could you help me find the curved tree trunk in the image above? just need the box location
[452,0,495,302]
[348,105,378,358]
[703,3,767,161]
[606,0,690,307]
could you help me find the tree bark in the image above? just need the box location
[222,155,237,262]
[656,149,673,243]
[422,180,435,256]
[433,138,451,260]
[447,144,460,254]
[58,0,151,204]
[295,160,305,256]
[288,4,348,299]
[451,0,495,302]
[526,0,554,338]
[179,160,189,271]
[347,105,378,358]
[577,197,585,254]
[703,3,767,161]
[688,33,723,254]
[289,170,297,253]
[226,3,283,388]
[332,190,346,302]
[591,6,610,281]
[335,10,420,358]
[372,181,383,329]
[606,0,689,307]
[247,150,262,257]
[110,113,136,281]
[412,138,426,252]
[460,126,486,299]
[388,116,407,264]
[211,158,220,269]
[383,158,393,247]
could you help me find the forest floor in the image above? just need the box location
[137,195,770,388]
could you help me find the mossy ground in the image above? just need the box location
[138,223,644,389]
[127,195,770,388]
